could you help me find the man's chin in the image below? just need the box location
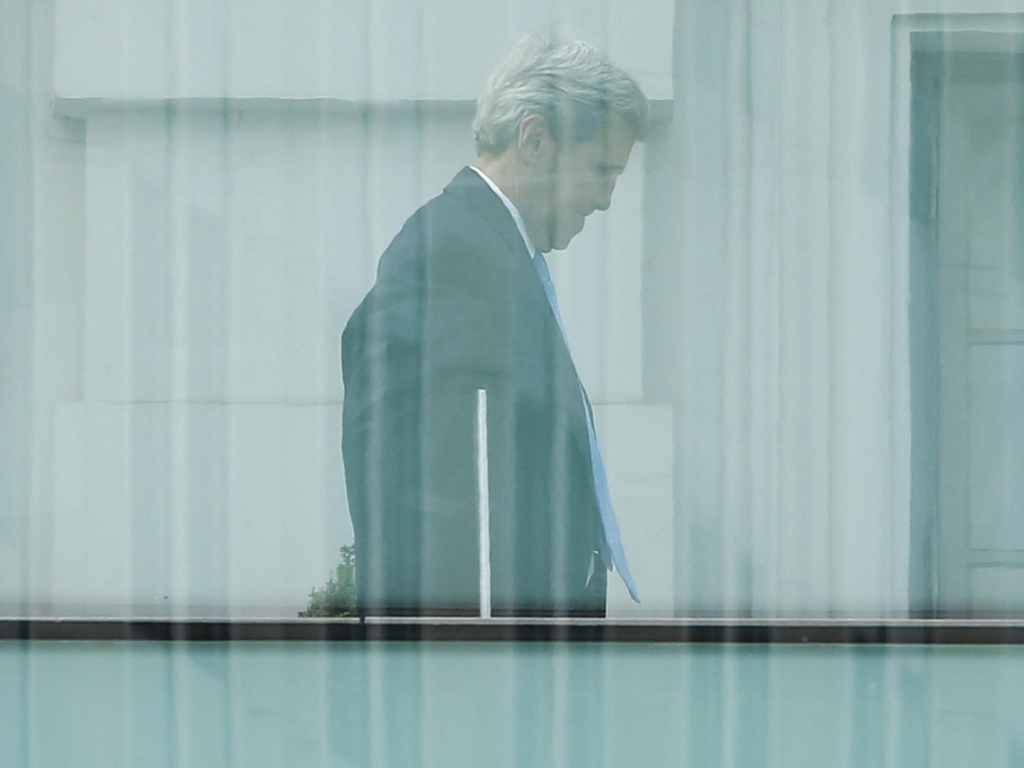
[550,231,580,252]
[542,220,585,252]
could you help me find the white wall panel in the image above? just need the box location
[968,346,1024,551]
[49,402,347,615]
[970,568,1024,609]
[80,108,477,406]
[53,0,673,106]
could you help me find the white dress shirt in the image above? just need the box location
[469,165,538,258]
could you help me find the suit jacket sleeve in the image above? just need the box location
[342,206,524,613]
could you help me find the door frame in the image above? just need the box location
[898,15,1024,612]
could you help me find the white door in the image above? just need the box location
[938,57,1024,612]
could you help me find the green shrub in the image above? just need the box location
[300,543,357,617]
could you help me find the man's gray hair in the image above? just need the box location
[473,35,650,156]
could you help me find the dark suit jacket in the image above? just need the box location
[341,167,606,616]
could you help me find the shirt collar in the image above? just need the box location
[469,165,538,258]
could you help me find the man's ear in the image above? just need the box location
[518,114,549,160]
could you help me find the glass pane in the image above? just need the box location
[5,0,1024,619]
[3,639,1024,766]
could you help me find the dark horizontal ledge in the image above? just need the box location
[5,617,1024,644]
[51,96,674,123]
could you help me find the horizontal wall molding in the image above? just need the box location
[53,97,478,119]
[52,96,673,122]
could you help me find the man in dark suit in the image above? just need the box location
[341,35,649,616]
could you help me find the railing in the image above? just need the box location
[5,617,1024,643]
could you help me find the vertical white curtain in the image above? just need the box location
[652,0,910,615]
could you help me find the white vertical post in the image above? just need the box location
[476,388,491,618]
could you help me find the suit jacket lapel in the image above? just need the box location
[443,167,530,259]
[444,167,595,472]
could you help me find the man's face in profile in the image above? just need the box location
[528,118,635,253]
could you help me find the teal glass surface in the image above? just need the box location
[3,641,1024,767]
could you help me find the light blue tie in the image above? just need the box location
[532,252,640,603]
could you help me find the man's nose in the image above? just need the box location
[594,179,616,212]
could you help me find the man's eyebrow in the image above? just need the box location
[596,162,625,174]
